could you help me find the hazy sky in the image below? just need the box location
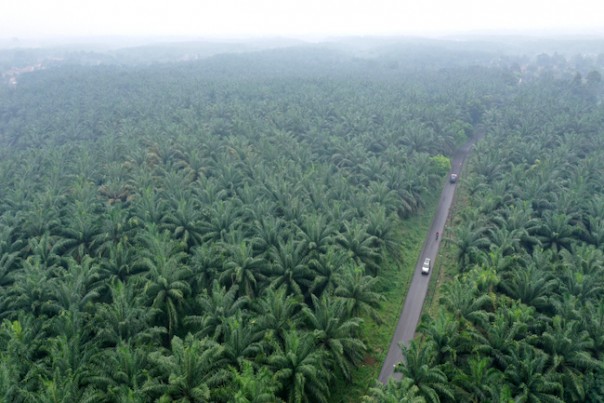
[2,0,603,39]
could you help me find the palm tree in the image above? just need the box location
[581,216,604,248]
[200,200,243,243]
[473,308,528,370]
[44,256,102,315]
[196,178,228,205]
[334,269,384,323]
[308,248,349,298]
[499,262,557,312]
[221,317,263,370]
[439,278,491,330]
[0,355,21,402]
[99,240,143,283]
[401,122,438,154]
[471,151,505,185]
[185,280,250,342]
[19,366,101,403]
[550,293,581,323]
[137,227,192,342]
[16,191,62,239]
[162,197,204,251]
[34,310,99,400]
[3,257,58,318]
[363,378,424,403]
[229,361,282,403]
[158,168,196,203]
[536,212,576,252]
[215,162,247,198]
[538,316,599,401]
[24,232,67,271]
[581,300,604,361]
[219,242,268,298]
[250,216,286,257]
[498,202,541,249]
[479,249,515,279]
[450,223,490,272]
[131,186,167,227]
[335,222,381,276]
[269,330,330,403]
[504,343,564,403]
[301,294,365,381]
[189,243,223,294]
[365,207,400,260]
[418,310,464,367]
[173,147,208,182]
[403,160,437,206]
[92,205,133,256]
[487,226,525,256]
[295,215,336,260]
[88,342,152,401]
[147,334,229,402]
[466,265,501,299]
[367,181,401,217]
[558,266,603,304]
[396,340,455,403]
[268,241,312,298]
[452,356,504,402]
[560,243,604,277]
[252,286,303,348]
[94,280,162,347]
[58,201,101,261]
[0,312,47,395]
[0,245,19,298]
[520,174,557,214]
[97,163,134,206]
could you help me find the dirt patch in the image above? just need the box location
[362,354,378,366]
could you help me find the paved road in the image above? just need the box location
[378,134,481,383]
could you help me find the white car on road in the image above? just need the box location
[421,258,431,274]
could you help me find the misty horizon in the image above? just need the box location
[2,0,604,46]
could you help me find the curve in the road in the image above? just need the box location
[378,132,482,384]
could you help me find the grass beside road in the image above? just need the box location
[424,232,455,317]
[424,175,469,317]
[333,191,441,402]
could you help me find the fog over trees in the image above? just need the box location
[0,37,603,401]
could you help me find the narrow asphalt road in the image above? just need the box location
[378,134,481,384]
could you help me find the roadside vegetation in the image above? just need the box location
[368,69,604,402]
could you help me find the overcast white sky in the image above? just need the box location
[1,0,603,39]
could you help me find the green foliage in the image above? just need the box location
[374,75,604,402]
[429,155,452,176]
[3,41,602,402]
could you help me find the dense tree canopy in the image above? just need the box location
[371,64,604,402]
[0,41,602,401]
